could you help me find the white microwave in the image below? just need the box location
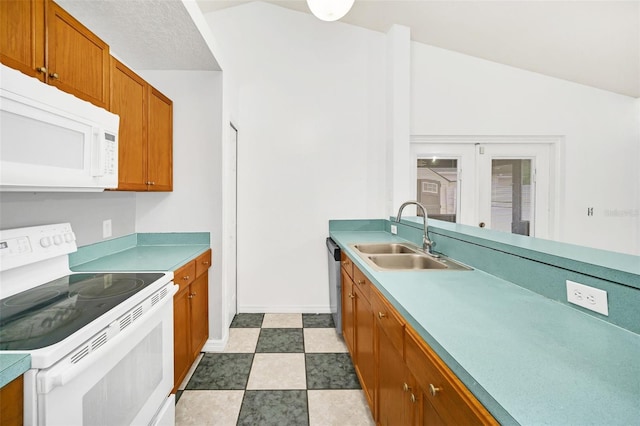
[0,64,119,192]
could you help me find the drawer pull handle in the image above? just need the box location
[378,312,386,319]
[410,393,416,403]
[183,275,190,280]
[429,384,441,396]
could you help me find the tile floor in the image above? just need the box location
[175,313,375,426]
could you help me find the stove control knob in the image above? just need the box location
[64,232,75,243]
[53,235,63,245]
[40,237,52,248]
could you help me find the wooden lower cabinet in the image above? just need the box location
[342,253,497,425]
[173,249,211,393]
[0,375,23,426]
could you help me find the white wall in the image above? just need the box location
[0,192,136,246]
[206,3,387,312]
[134,70,225,339]
[410,43,640,255]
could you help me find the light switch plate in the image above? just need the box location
[566,280,608,316]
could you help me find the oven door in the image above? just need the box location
[28,284,176,426]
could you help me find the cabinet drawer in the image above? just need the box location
[195,249,212,277]
[174,261,195,292]
[352,266,370,302]
[340,252,353,279]
[370,287,404,356]
[405,326,496,426]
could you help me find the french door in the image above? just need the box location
[411,140,553,238]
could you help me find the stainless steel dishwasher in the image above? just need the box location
[326,237,342,335]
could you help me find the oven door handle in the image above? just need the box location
[37,284,177,394]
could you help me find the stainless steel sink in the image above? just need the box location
[368,254,447,270]
[349,242,472,272]
[352,243,420,254]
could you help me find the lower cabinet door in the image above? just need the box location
[377,327,406,426]
[354,285,375,413]
[173,286,191,393]
[189,274,209,359]
[341,269,355,355]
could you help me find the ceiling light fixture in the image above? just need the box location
[307,0,355,22]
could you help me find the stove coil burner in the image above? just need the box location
[73,276,145,300]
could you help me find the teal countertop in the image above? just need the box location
[329,229,640,426]
[70,232,210,272]
[0,353,30,388]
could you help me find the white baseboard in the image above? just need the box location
[201,334,229,352]
[237,305,332,314]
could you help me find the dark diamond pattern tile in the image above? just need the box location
[237,390,309,426]
[305,353,361,389]
[302,313,335,328]
[175,390,183,404]
[230,313,264,328]
[186,353,253,390]
[256,328,304,353]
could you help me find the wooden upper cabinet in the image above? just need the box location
[0,0,109,108]
[47,0,110,108]
[110,59,173,192]
[110,58,148,191]
[0,0,45,81]
[147,87,173,191]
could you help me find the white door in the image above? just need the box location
[227,123,238,324]
[476,143,551,238]
[411,140,553,238]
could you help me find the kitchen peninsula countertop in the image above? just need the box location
[329,227,640,425]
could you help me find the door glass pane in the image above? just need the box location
[416,158,457,223]
[491,159,532,235]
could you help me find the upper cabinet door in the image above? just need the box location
[147,87,173,191]
[47,0,110,109]
[110,58,148,191]
[0,0,45,81]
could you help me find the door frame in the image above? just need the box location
[410,135,563,240]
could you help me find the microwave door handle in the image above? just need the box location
[91,128,105,177]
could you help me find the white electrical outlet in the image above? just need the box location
[390,224,398,235]
[566,280,608,316]
[102,219,112,238]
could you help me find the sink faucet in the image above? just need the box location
[395,201,438,257]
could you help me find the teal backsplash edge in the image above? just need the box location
[373,217,640,334]
[69,232,210,268]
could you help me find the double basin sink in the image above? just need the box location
[350,243,472,272]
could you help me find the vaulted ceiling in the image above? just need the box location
[198,0,640,98]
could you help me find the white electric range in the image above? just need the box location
[0,223,177,425]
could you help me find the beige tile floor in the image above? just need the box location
[175,313,374,426]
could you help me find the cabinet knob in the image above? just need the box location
[183,275,190,280]
[146,181,156,185]
[357,279,365,285]
[202,261,209,265]
[410,393,416,403]
[348,293,355,299]
[403,382,409,392]
[342,260,350,266]
[429,383,441,396]
[49,72,59,80]
[188,293,194,299]
[378,312,386,319]
[36,66,47,74]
